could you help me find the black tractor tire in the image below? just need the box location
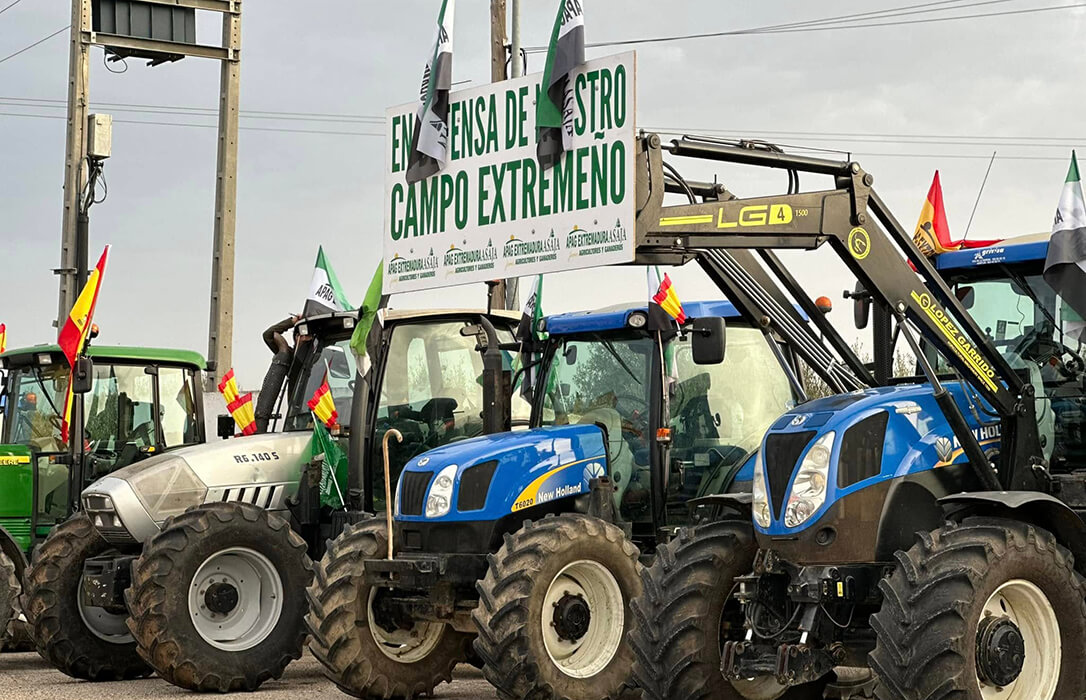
[306,518,473,699]
[472,513,643,700]
[0,550,19,649]
[21,513,150,680]
[631,519,830,700]
[870,517,1086,700]
[125,502,313,692]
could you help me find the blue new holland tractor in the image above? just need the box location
[624,136,1086,700]
[306,298,811,700]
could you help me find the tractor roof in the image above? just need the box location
[935,232,1051,271]
[0,344,206,369]
[544,300,745,335]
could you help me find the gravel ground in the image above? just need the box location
[0,651,499,699]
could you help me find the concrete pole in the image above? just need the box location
[503,0,522,309]
[489,0,516,311]
[58,0,91,328]
[206,3,242,389]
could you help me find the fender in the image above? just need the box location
[0,525,28,579]
[940,491,1086,575]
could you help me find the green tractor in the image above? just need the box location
[0,343,206,647]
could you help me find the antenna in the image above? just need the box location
[964,151,997,238]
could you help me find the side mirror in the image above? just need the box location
[564,344,578,365]
[71,356,93,394]
[956,285,976,310]
[217,414,236,439]
[847,282,871,330]
[691,317,726,365]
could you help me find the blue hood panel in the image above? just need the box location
[758,383,1001,536]
[396,424,608,523]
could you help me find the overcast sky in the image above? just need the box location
[1,1,1083,386]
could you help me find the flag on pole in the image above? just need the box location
[913,172,1000,257]
[217,369,256,435]
[302,246,352,318]
[1045,151,1086,322]
[303,421,349,509]
[536,0,585,170]
[515,275,546,399]
[307,370,339,429]
[350,261,391,379]
[405,0,455,185]
[58,246,109,370]
[648,266,686,327]
[58,246,109,443]
[0,324,6,354]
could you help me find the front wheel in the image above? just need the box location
[630,519,829,700]
[473,514,643,700]
[306,519,472,699]
[125,502,313,692]
[21,513,150,680]
[0,550,19,649]
[870,518,1086,700]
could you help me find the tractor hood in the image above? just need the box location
[394,424,609,523]
[82,431,313,544]
[754,382,1001,536]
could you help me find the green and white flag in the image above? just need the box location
[303,246,352,318]
[536,0,585,170]
[350,260,390,379]
[406,0,455,185]
[1045,150,1086,322]
[516,275,546,399]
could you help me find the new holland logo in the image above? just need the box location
[789,414,809,427]
[583,461,606,482]
[417,456,430,466]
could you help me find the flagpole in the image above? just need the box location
[964,151,997,238]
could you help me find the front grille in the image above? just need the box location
[457,461,497,512]
[221,485,282,509]
[400,471,433,516]
[82,504,137,545]
[838,412,888,488]
[764,431,815,518]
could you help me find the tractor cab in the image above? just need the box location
[0,344,205,557]
[934,234,1086,470]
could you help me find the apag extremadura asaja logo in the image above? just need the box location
[444,239,498,276]
[503,230,561,269]
[388,248,439,282]
[565,219,628,260]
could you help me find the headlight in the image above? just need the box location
[752,451,771,529]
[425,465,457,518]
[784,432,835,529]
[126,457,208,522]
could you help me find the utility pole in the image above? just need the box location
[206,7,242,390]
[504,0,522,309]
[489,0,514,310]
[57,0,92,328]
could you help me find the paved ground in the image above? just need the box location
[0,652,498,699]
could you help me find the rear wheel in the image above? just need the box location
[306,519,472,699]
[473,514,643,700]
[0,550,18,649]
[21,513,150,680]
[125,502,312,692]
[870,518,1086,700]
[631,519,829,700]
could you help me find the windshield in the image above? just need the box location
[667,326,795,513]
[4,363,69,452]
[945,268,1086,468]
[284,335,356,432]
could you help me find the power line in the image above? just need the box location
[0,95,385,123]
[524,1,1086,52]
[0,0,24,17]
[0,111,383,137]
[0,24,68,65]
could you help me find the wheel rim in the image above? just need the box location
[187,547,284,652]
[977,579,1060,699]
[366,588,446,663]
[77,575,133,644]
[541,559,625,679]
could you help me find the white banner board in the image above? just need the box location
[383,51,636,293]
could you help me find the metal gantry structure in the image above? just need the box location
[58,0,241,389]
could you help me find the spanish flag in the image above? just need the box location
[0,324,6,354]
[217,369,256,435]
[307,371,338,429]
[58,247,109,370]
[648,266,686,327]
[913,172,999,257]
[58,247,109,443]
